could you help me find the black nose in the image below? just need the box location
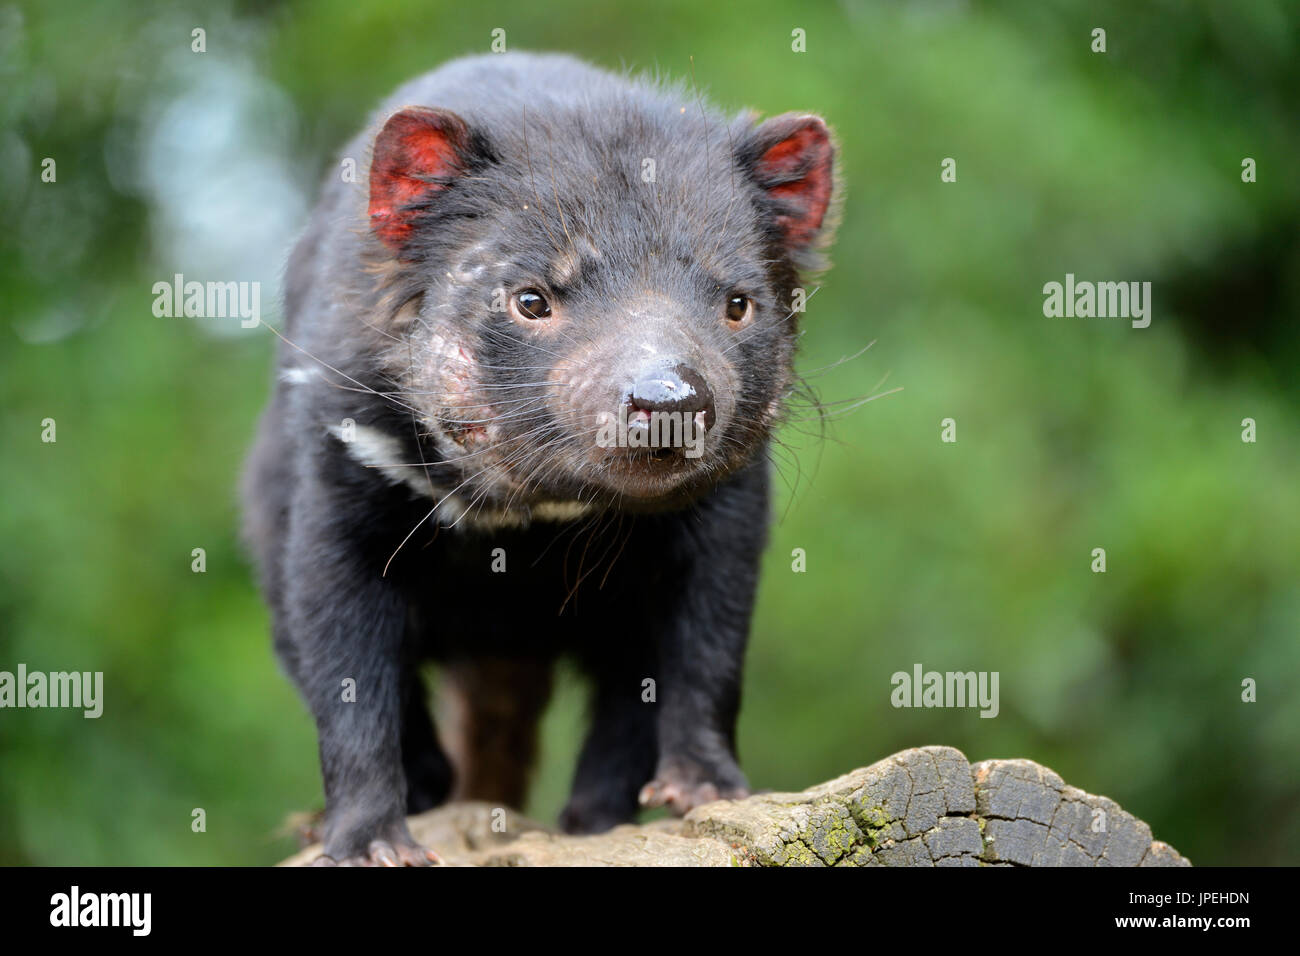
[630,363,715,431]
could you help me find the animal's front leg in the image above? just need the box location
[639,602,754,817]
[282,473,440,866]
[638,478,768,816]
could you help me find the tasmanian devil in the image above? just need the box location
[241,51,838,865]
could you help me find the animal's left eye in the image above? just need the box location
[511,289,552,320]
[724,294,753,325]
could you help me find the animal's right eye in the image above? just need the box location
[723,294,754,327]
[511,289,552,321]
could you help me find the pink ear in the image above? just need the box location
[747,114,835,248]
[369,107,471,251]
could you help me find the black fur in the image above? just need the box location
[242,52,837,862]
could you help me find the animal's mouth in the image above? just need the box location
[593,444,709,500]
[425,389,729,508]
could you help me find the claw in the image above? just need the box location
[637,782,665,808]
[637,764,748,816]
[370,841,401,867]
[639,776,736,815]
[313,837,442,867]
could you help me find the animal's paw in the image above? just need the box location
[313,819,443,867]
[312,838,442,867]
[638,759,749,816]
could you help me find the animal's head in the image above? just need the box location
[365,90,838,512]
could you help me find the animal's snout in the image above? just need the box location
[569,342,733,491]
[628,363,715,434]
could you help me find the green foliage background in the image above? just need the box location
[2,0,1297,865]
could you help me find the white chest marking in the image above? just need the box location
[331,423,595,530]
